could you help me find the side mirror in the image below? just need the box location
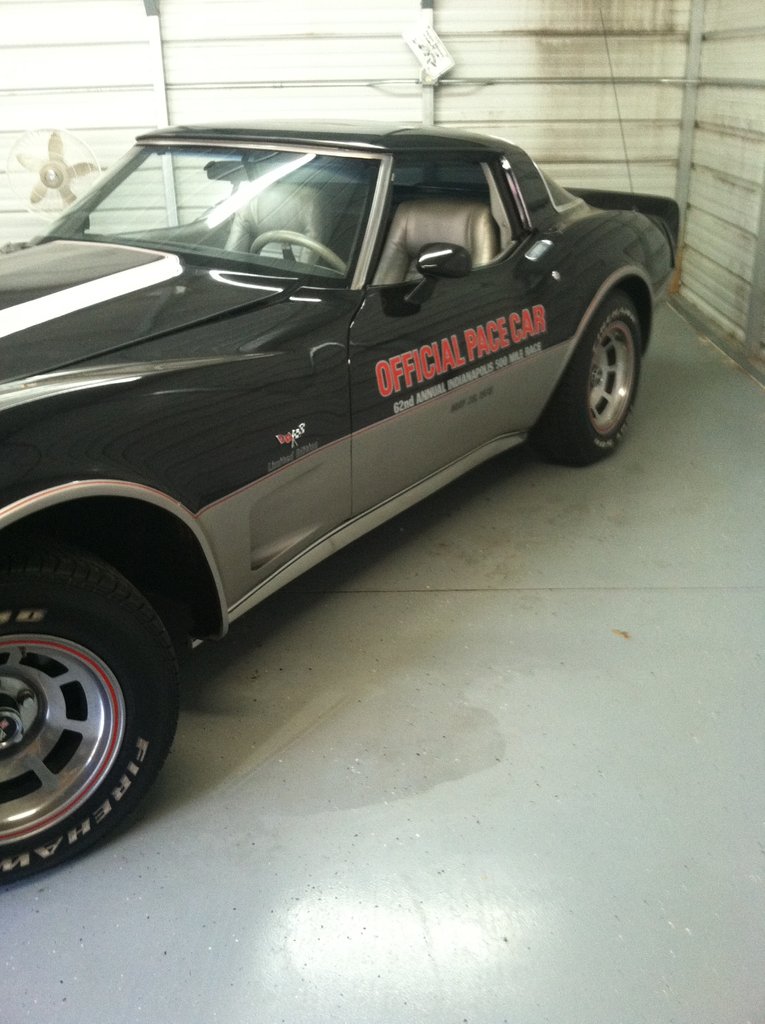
[416,243,472,279]
[405,243,472,306]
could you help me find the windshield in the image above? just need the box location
[45,144,382,284]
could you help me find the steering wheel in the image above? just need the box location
[249,230,347,274]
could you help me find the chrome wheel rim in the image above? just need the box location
[588,320,635,435]
[0,637,125,844]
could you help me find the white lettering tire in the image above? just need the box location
[532,290,642,466]
[0,546,178,881]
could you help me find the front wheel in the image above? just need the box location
[0,546,178,881]
[532,290,642,466]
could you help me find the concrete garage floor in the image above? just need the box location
[4,305,765,1023]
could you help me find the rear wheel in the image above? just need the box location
[532,290,642,465]
[0,545,178,881]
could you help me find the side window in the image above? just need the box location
[373,156,519,286]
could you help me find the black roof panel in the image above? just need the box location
[136,121,522,157]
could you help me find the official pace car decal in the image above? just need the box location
[375,305,548,413]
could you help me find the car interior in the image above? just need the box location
[372,156,516,284]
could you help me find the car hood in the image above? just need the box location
[0,239,295,383]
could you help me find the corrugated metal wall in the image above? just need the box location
[435,0,689,197]
[157,0,419,123]
[678,0,765,361]
[0,0,760,364]
[0,0,688,246]
[161,0,688,199]
[0,1,155,241]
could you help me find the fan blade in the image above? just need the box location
[60,184,77,206]
[70,162,99,177]
[15,152,42,173]
[30,182,48,205]
[48,131,64,160]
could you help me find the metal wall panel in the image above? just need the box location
[0,0,155,245]
[477,120,680,164]
[159,0,414,38]
[680,249,751,330]
[163,38,415,85]
[2,0,147,43]
[677,0,765,359]
[436,1,692,34]
[686,208,756,284]
[441,34,687,80]
[158,0,419,132]
[1,0,692,246]
[689,166,761,234]
[702,37,765,81]
[432,0,689,199]
[697,85,764,134]
[443,81,684,124]
[168,85,421,128]
[704,0,765,33]
[693,126,764,190]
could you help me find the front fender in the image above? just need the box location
[0,479,229,638]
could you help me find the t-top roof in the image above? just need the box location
[136,121,520,156]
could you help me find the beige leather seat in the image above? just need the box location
[226,184,327,260]
[374,198,499,285]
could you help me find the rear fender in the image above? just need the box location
[570,189,680,264]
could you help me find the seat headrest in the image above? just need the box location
[226,185,327,254]
[374,198,498,285]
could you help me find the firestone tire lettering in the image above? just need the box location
[0,546,178,882]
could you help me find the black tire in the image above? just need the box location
[532,290,642,466]
[0,545,178,881]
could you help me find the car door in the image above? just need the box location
[348,151,569,515]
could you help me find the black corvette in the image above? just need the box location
[0,122,678,878]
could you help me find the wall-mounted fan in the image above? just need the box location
[6,129,101,219]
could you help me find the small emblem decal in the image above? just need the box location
[268,422,317,473]
[275,422,306,449]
